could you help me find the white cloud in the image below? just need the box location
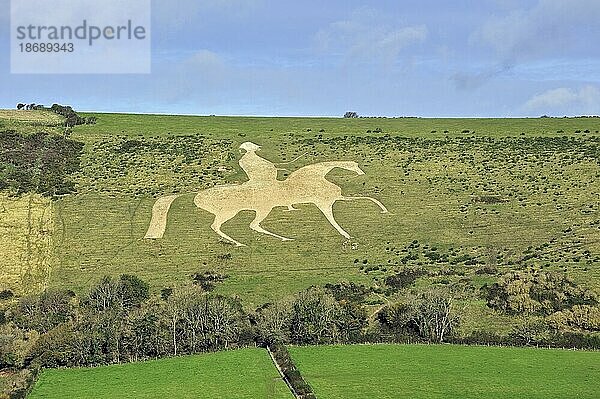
[183,50,225,70]
[524,85,600,115]
[314,8,427,65]
[452,63,513,90]
[0,1,8,25]
[457,0,600,90]
[525,88,577,109]
[472,0,600,61]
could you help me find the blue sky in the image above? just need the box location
[1,0,600,117]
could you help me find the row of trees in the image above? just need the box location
[49,104,96,127]
[481,271,598,327]
[0,275,461,371]
[0,270,598,397]
[3,270,596,370]
[14,103,96,126]
[16,103,44,111]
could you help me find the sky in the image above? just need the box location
[1,0,600,117]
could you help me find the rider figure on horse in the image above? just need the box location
[239,142,278,184]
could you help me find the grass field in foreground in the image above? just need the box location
[290,344,600,399]
[28,348,291,399]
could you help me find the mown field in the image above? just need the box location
[1,111,599,333]
[0,193,54,293]
[290,344,600,399]
[0,110,64,135]
[28,348,291,399]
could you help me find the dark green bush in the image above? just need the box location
[323,282,371,303]
[481,271,597,316]
[191,270,229,292]
[0,130,83,197]
[384,268,427,291]
[269,343,316,399]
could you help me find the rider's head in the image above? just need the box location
[240,142,261,152]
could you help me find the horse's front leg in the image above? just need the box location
[250,208,293,241]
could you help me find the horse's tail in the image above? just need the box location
[143,194,184,239]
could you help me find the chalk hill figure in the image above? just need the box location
[144,142,388,246]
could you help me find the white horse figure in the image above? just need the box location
[144,146,388,246]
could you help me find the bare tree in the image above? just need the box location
[255,301,292,345]
[166,285,245,354]
[289,287,340,344]
[378,288,461,343]
[86,276,121,312]
[413,288,459,343]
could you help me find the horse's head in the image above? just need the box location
[240,142,261,152]
[343,161,365,175]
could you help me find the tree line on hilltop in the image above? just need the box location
[15,102,96,127]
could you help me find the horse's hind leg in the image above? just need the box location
[211,212,245,247]
[316,202,351,239]
[250,208,293,241]
[340,196,389,213]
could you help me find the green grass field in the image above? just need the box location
[290,344,600,399]
[28,348,291,399]
[1,111,599,332]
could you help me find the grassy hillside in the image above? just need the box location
[74,113,600,139]
[290,344,600,399]
[28,348,291,399]
[1,111,599,332]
